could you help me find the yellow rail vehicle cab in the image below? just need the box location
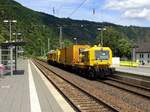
[81,46,112,66]
[47,50,55,62]
[80,45,113,77]
[92,46,112,67]
[47,49,60,64]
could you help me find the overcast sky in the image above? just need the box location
[15,0,150,27]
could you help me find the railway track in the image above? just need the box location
[33,60,119,112]
[34,59,149,112]
[100,77,150,99]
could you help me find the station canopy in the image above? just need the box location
[0,41,26,47]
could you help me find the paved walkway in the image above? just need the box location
[0,59,74,112]
[115,66,150,77]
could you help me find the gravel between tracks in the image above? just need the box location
[35,60,150,112]
[91,81,150,112]
[101,79,150,98]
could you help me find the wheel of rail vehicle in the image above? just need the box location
[103,68,108,76]
[89,68,95,79]
[98,68,105,78]
[108,68,114,75]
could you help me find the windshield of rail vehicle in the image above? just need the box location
[95,50,109,60]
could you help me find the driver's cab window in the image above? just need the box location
[81,51,89,62]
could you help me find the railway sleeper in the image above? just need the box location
[79,106,106,110]
[75,102,99,105]
[73,100,97,103]
[71,98,91,101]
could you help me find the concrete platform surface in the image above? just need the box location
[0,59,74,112]
[115,66,150,77]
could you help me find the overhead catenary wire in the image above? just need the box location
[56,0,89,48]
[68,0,88,18]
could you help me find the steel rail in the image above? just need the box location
[34,59,119,112]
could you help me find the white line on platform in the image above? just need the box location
[31,61,75,112]
[28,60,42,112]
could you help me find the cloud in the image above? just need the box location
[124,8,150,20]
[105,0,150,20]
[105,0,150,10]
[14,0,150,26]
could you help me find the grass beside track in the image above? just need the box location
[120,61,139,67]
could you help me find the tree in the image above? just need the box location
[0,34,5,43]
[102,27,131,58]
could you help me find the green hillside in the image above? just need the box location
[0,0,150,58]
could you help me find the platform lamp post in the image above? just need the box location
[38,39,42,56]
[13,32,21,42]
[3,20,17,76]
[59,26,63,48]
[73,37,77,45]
[3,20,17,42]
[132,44,138,62]
[97,28,106,46]
[13,32,21,71]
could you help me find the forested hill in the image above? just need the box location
[0,0,150,57]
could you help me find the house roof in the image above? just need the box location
[135,42,150,53]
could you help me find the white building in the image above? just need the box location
[135,43,150,65]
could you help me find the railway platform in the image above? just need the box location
[0,58,74,112]
[115,66,150,77]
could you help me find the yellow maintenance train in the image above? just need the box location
[47,45,114,78]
